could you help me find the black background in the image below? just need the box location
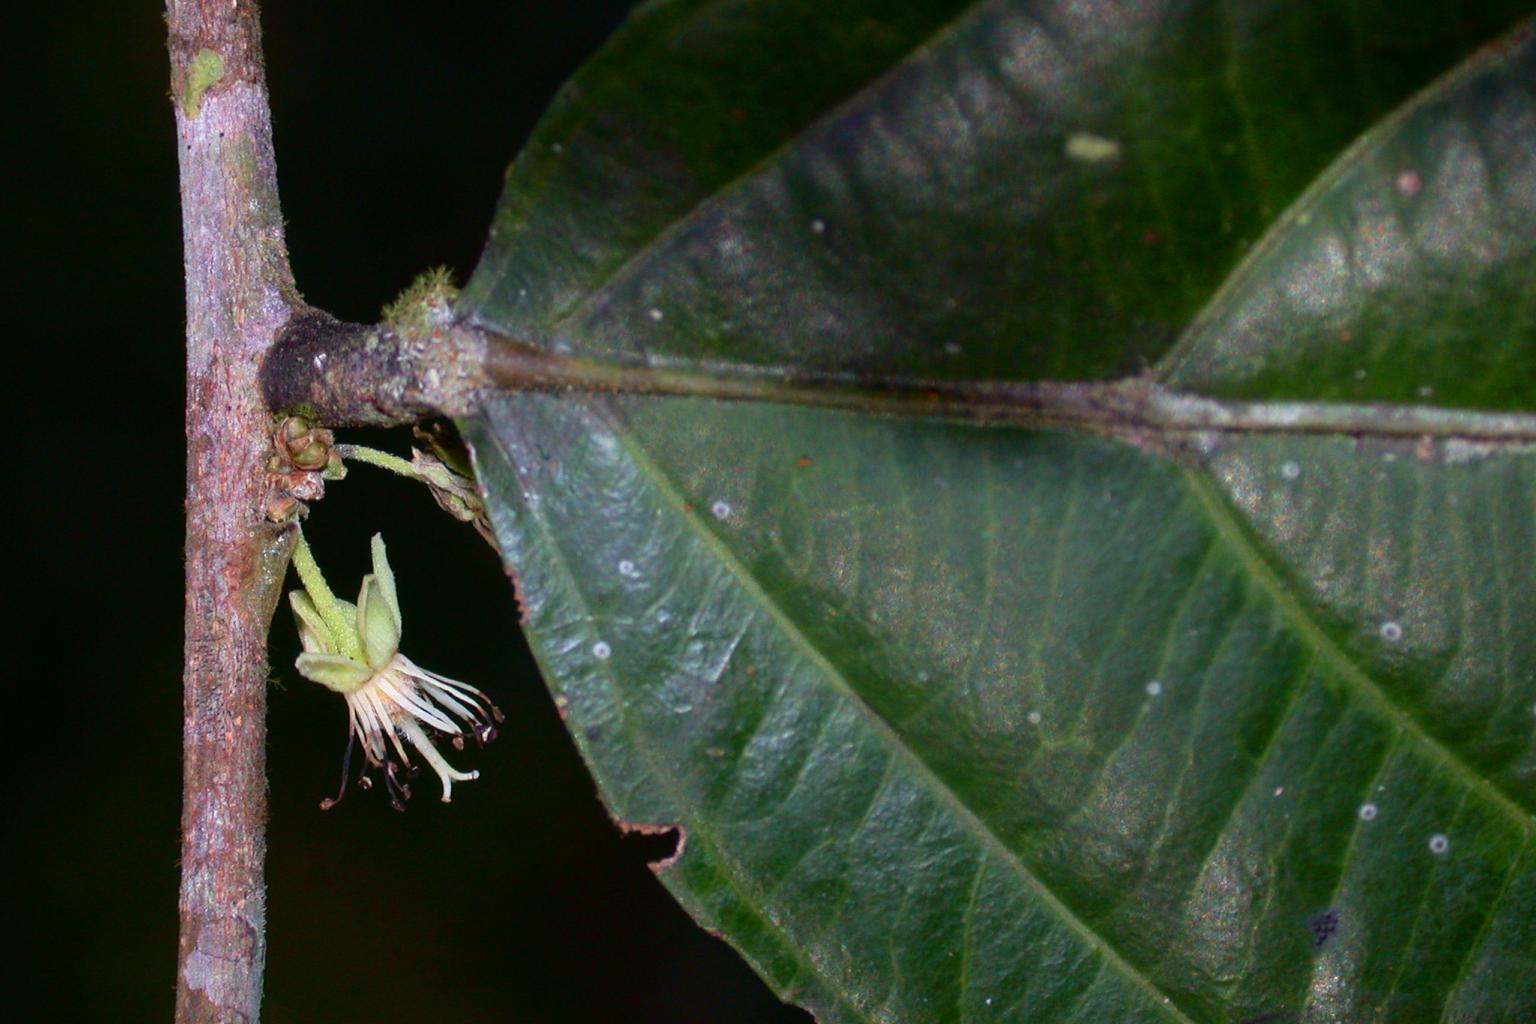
[12,2,809,1020]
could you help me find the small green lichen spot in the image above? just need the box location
[382,267,460,337]
[183,49,226,120]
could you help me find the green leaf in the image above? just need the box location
[1161,26,1536,408]
[457,3,1535,1022]
[460,0,1532,385]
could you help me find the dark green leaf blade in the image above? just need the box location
[1160,27,1536,408]
[1189,433,1536,810]
[465,396,1534,1023]
[456,2,1536,1022]
[461,0,1532,383]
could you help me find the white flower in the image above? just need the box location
[290,533,501,809]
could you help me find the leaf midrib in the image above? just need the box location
[473,326,1536,443]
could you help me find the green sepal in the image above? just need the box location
[296,652,373,694]
[288,591,334,655]
[357,575,401,671]
[368,534,402,633]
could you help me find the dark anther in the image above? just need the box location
[380,762,413,812]
[319,730,360,810]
